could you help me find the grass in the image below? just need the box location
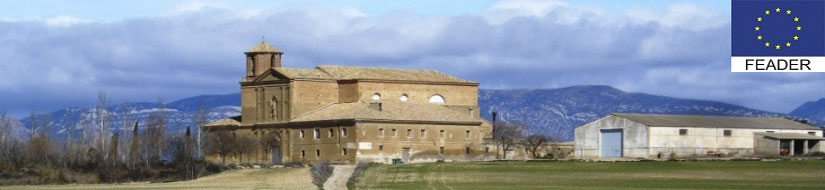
[1,167,315,190]
[355,160,825,190]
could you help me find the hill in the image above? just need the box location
[479,85,782,140]
[21,94,241,140]
[23,85,789,141]
[790,98,825,125]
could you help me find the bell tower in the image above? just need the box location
[244,41,283,77]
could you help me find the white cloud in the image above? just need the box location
[45,15,89,27]
[484,0,568,24]
[0,0,821,116]
[339,6,367,18]
[168,0,229,15]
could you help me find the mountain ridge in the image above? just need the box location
[789,98,825,125]
[21,85,820,141]
[478,85,786,140]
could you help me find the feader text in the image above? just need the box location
[744,59,811,71]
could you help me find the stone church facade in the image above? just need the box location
[204,42,492,164]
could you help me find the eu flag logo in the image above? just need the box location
[733,0,824,56]
[732,0,825,72]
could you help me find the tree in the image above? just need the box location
[0,110,17,166]
[145,99,167,164]
[172,127,194,163]
[493,121,526,159]
[0,110,9,160]
[260,131,282,163]
[171,127,195,179]
[108,132,120,166]
[525,134,551,159]
[194,100,208,160]
[96,91,111,157]
[234,135,257,164]
[25,112,53,164]
[206,131,236,164]
[119,104,135,164]
[128,121,140,169]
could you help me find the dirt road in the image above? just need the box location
[323,165,355,190]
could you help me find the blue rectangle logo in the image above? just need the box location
[731,0,825,56]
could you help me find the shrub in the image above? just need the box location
[667,152,678,161]
[283,162,304,168]
[310,161,333,188]
[410,150,441,161]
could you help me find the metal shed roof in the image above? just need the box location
[612,113,821,130]
[755,132,825,140]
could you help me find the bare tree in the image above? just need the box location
[128,121,140,168]
[0,110,7,147]
[169,126,196,179]
[525,134,552,159]
[493,121,526,159]
[118,104,135,164]
[25,112,53,164]
[0,110,13,166]
[80,120,90,146]
[108,132,120,167]
[96,91,111,157]
[194,101,208,160]
[234,135,257,164]
[260,131,282,163]
[206,131,236,164]
[145,98,167,164]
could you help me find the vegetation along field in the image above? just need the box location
[355,160,825,190]
[0,167,315,190]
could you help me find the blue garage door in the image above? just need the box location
[600,129,623,158]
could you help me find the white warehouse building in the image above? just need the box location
[575,113,825,159]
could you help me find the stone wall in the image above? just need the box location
[354,81,478,107]
[353,122,493,163]
[289,80,339,119]
[287,125,357,164]
[649,127,820,158]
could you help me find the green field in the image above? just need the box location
[355,160,825,190]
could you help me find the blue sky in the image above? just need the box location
[0,0,821,118]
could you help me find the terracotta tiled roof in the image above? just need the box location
[612,113,820,130]
[245,42,283,53]
[291,101,480,123]
[317,65,475,83]
[273,68,333,79]
[270,65,476,83]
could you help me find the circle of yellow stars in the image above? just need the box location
[755,7,801,50]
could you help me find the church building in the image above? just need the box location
[204,42,493,164]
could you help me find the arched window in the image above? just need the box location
[400,94,409,102]
[428,95,445,104]
[372,93,381,101]
[270,96,278,120]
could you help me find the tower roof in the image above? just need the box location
[245,41,283,53]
